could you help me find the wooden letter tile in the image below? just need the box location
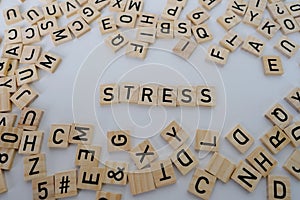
[98,16,117,35]
[42,2,62,18]
[257,18,280,39]
[195,129,219,152]
[0,90,11,113]
[6,59,19,77]
[32,176,55,200]
[20,46,41,64]
[277,15,300,35]
[109,0,128,12]
[283,149,300,180]
[48,124,71,148]
[150,159,176,188]
[103,161,128,185]
[188,168,217,200]
[260,126,291,154]
[17,107,43,131]
[158,86,177,107]
[137,12,158,27]
[136,27,156,44]
[68,17,91,38]
[243,7,263,27]
[89,0,110,11]
[69,123,94,144]
[285,88,300,112]
[3,6,23,25]
[128,168,155,195]
[217,10,242,31]
[0,148,16,170]
[219,30,243,52]
[242,36,265,57]
[10,84,38,110]
[125,0,144,15]
[267,175,291,200]
[138,84,158,105]
[156,20,174,39]
[0,113,17,127]
[75,144,101,167]
[206,45,230,65]
[119,82,139,103]
[59,0,80,18]
[177,86,197,106]
[18,131,43,155]
[228,0,248,16]
[99,84,119,105]
[16,65,39,86]
[196,86,216,107]
[274,36,299,58]
[105,31,129,52]
[77,166,104,190]
[267,2,289,20]
[36,51,61,73]
[4,27,22,44]
[286,2,300,18]
[231,160,262,192]
[50,27,73,46]
[262,56,283,75]
[284,121,300,147]
[0,126,23,149]
[126,40,149,59]
[21,25,41,45]
[0,170,7,194]
[107,130,131,152]
[22,7,44,25]
[199,0,222,10]
[161,3,182,21]
[130,139,158,169]
[171,144,199,175]
[192,24,213,44]
[23,153,46,181]
[95,191,122,200]
[54,170,77,198]
[186,7,210,25]
[246,146,277,177]
[37,17,59,37]
[78,4,101,24]
[2,43,23,60]
[265,103,293,129]
[174,20,192,38]
[172,37,197,60]
[160,120,189,149]
[0,58,9,77]
[248,0,267,12]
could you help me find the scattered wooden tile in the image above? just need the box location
[2,43,23,60]
[217,10,242,31]
[265,103,293,129]
[242,36,265,57]
[0,76,17,93]
[173,37,197,60]
[285,88,300,113]
[277,15,300,34]
[274,36,299,58]
[78,3,101,24]
[283,149,300,180]
[267,175,291,200]
[77,166,104,190]
[225,124,254,154]
[6,59,19,76]
[75,144,101,167]
[0,90,11,113]
[161,3,182,21]
[137,12,158,27]
[260,126,291,154]
[246,146,277,177]
[257,18,280,39]
[18,107,44,131]
[50,27,73,46]
[262,56,283,75]
[42,1,62,18]
[206,152,236,183]
[116,12,137,28]
[192,24,213,44]
[89,0,110,11]
[219,30,243,52]
[171,144,199,175]
[286,1,300,18]
[109,0,128,12]
[158,86,177,107]
[130,139,158,169]
[195,129,219,152]
[68,17,91,38]
[99,84,119,105]
[207,45,230,65]
[37,17,59,36]
[0,148,16,170]
[15,65,39,86]
[76,0,89,6]
[107,130,131,152]
[125,0,144,15]
[188,168,217,200]
[95,191,122,200]
[48,124,71,148]
[156,20,174,39]
[248,0,267,12]
[0,113,17,127]
[284,121,300,147]
[4,26,22,44]
[0,170,7,194]
[243,7,263,27]
[231,160,262,192]
[32,175,55,200]
[20,46,42,64]
[23,6,44,25]
[0,126,23,149]
[160,120,189,149]
[54,170,78,198]
[128,168,155,195]
[59,0,80,18]
[18,131,43,155]
[136,27,156,44]
[36,51,61,73]
[199,0,221,10]
[126,40,149,59]
[10,84,38,110]
[137,84,158,105]
[177,86,196,106]
[3,6,23,25]
[98,16,118,35]
[103,161,128,185]
[119,83,139,103]
[23,153,46,181]
[150,159,176,188]
[69,123,94,144]
[186,7,210,25]
[228,0,248,16]
[21,25,41,45]
[267,2,289,20]
[174,20,192,38]
[0,58,9,77]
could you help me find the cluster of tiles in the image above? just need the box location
[0,0,300,199]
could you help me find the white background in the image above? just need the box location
[1,0,300,199]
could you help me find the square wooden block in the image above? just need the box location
[207,45,230,65]
[89,0,110,11]
[119,82,139,103]
[59,0,80,18]
[246,146,277,177]
[277,16,300,35]
[103,161,128,185]
[0,126,23,149]
[138,84,158,106]
[199,0,221,10]
[17,107,44,131]
[284,121,300,147]
[98,16,117,35]
[285,88,300,113]
[257,18,280,39]
[174,20,192,38]
[217,10,241,31]
[171,144,199,175]
[23,153,46,181]
[2,43,23,60]
[109,0,127,12]
[116,12,137,28]
[32,176,55,200]
[260,126,290,154]
[19,131,43,155]
[187,7,210,25]
[10,84,38,110]
[158,86,177,107]
[20,46,41,64]
[50,27,73,46]
[265,103,293,129]
[99,84,119,105]
[0,148,16,170]
[205,152,236,183]
[196,86,216,107]
[68,17,91,38]
[42,2,62,18]
[267,175,291,200]
[16,65,39,86]
[219,30,243,52]
[151,159,176,188]
[156,20,174,39]
[225,124,254,154]
[137,12,158,27]
[75,144,101,167]
[160,120,189,149]
[188,168,216,200]
[7,59,19,77]
[136,27,156,44]
[126,40,149,59]
[267,2,289,20]
[231,160,262,192]
[4,26,22,44]
[243,8,263,27]
[125,0,144,15]
[107,130,131,152]
[177,86,197,106]
[173,38,197,60]
[0,113,17,127]
[0,90,11,113]
[192,24,213,44]
[22,6,44,25]
[0,58,9,77]
[77,166,104,190]
[0,170,7,194]
[130,139,158,169]
[161,3,182,21]
[248,0,267,12]
[69,123,94,144]
[195,129,219,152]
[228,0,248,16]
[22,26,41,45]
[242,36,265,57]
[262,56,283,75]
[283,149,300,180]
[3,6,23,25]
[37,17,59,37]
[36,51,62,73]
[105,31,129,52]
[54,169,78,198]
[48,124,71,148]
[286,2,300,17]
[274,36,299,58]
[95,191,122,200]
[128,168,155,195]
[78,4,101,24]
